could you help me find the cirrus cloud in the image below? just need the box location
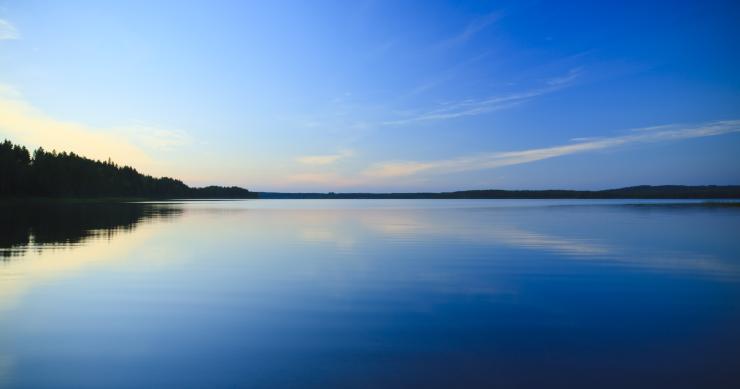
[364,120,740,178]
[0,19,19,40]
[296,149,354,165]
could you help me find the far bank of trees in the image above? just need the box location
[0,139,255,199]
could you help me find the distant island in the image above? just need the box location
[2,139,738,200]
[0,139,256,199]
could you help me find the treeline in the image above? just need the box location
[260,185,740,199]
[437,186,740,199]
[0,139,256,198]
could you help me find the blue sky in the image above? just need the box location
[0,0,738,191]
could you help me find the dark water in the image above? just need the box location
[1,200,739,388]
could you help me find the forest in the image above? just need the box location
[0,139,256,198]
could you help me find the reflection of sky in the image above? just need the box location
[0,221,165,312]
[356,208,740,277]
[2,200,740,387]
[2,200,739,315]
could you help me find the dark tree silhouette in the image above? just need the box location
[0,139,256,198]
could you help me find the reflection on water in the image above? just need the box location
[0,202,182,258]
[0,202,182,313]
[1,200,739,388]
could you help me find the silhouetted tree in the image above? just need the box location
[0,139,256,198]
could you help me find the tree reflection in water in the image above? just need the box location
[0,202,183,259]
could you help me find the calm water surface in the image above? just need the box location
[1,200,739,388]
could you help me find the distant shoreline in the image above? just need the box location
[257,185,740,200]
[3,185,740,202]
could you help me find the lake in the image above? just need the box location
[1,200,739,388]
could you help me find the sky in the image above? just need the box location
[0,0,739,192]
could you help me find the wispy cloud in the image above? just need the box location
[124,125,193,151]
[296,149,354,165]
[546,67,582,86]
[437,12,501,49]
[280,172,364,188]
[0,19,19,40]
[400,51,492,100]
[365,120,740,178]
[383,68,582,125]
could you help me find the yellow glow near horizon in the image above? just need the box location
[0,221,172,312]
[0,87,162,176]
